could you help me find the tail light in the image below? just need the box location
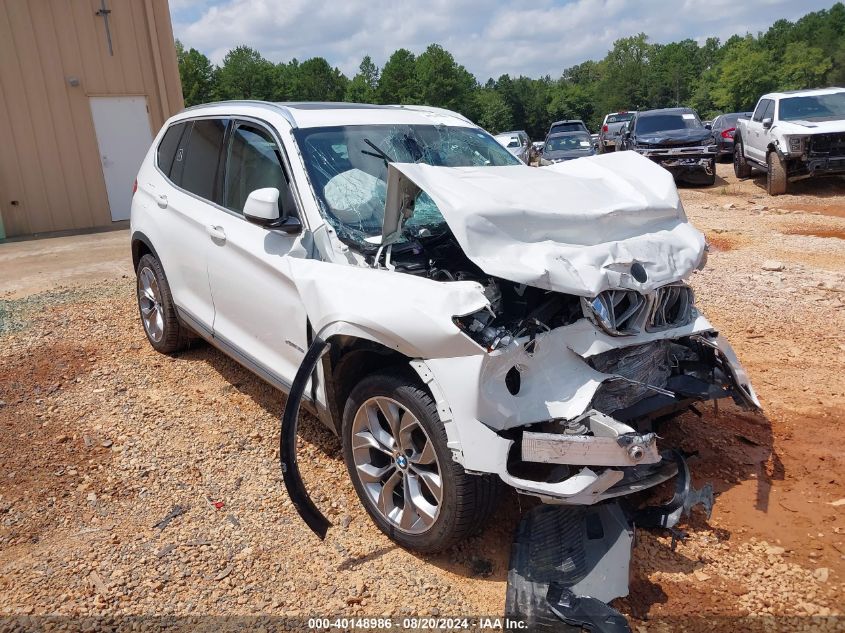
[602,124,608,133]
[132,179,138,194]
[720,127,736,139]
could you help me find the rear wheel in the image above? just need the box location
[733,139,752,179]
[766,151,788,195]
[342,372,498,553]
[136,254,191,354]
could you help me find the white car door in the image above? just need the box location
[745,99,773,163]
[146,118,224,330]
[206,119,310,388]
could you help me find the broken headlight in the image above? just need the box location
[453,309,514,351]
[787,136,805,155]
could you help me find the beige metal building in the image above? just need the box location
[0,0,183,239]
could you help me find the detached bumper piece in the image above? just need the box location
[505,451,714,632]
[505,503,633,632]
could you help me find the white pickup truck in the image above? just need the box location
[734,87,845,195]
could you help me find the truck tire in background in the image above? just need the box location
[733,138,753,179]
[766,151,788,195]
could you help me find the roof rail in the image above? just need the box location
[182,100,298,128]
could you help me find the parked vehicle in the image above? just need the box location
[131,101,758,554]
[734,87,845,195]
[494,130,531,163]
[598,111,635,152]
[539,131,596,164]
[710,112,753,162]
[547,119,589,136]
[619,107,717,185]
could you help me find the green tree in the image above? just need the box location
[345,55,379,103]
[175,40,215,106]
[711,37,776,111]
[597,34,651,112]
[473,88,512,133]
[216,45,273,100]
[290,57,347,101]
[377,49,419,104]
[778,41,832,90]
[415,44,477,115]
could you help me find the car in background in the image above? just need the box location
[734,87,845,195]
[540,131,596,164]
[494,130,531,163]
[619,107,717,185]
[598,111,635,153]
[547,119,589,136]
[710,112,753,162]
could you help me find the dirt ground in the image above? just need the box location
[1,163,844,631]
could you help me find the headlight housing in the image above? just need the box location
[787,136,804,154]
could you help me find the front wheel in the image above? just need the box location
[733,139,752,179]
[766,151,788,195]
[342,372,498,553]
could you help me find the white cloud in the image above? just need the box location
[172,0,838,79]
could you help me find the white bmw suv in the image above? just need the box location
[131,101,759,552]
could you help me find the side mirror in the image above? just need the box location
[243,187,302,235]
[762,117,773,129]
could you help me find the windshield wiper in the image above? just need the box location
[361,138,393,165]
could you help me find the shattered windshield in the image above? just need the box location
[293,124,520,248]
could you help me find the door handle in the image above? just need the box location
[206,225,226,242]
[156,193,168,209]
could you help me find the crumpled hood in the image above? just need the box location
[383,151,706,297]
[635,128,712,146]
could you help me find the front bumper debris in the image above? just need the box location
[505,450,715,632]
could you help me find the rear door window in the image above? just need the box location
[180,118,227,203]
[157,122,188,177]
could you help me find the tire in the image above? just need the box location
[136,253,191,354]
[766,151,788,195]
[342,371,499,553]
[733,138,752,179]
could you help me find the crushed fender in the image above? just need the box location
[279,337,332,539]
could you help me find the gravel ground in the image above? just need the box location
[1,163,844,631]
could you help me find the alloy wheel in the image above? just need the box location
[138,266,164,342]
[350,396,443,534]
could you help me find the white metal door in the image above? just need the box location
[90,96,153,221]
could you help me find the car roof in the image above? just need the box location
[550,119,585,125]
[547,131,589,139]
[636,107,696,117]
[762,86,845,99]
[177,100,475,129]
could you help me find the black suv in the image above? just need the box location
[619,108,717,185]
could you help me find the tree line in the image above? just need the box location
[176,3,845,140]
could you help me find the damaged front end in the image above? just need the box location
[281,149,759,630]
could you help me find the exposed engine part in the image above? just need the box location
[589,340,675,413]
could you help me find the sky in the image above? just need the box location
[170,0,839,80]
